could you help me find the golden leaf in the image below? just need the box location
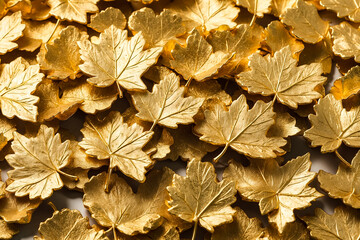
[37,26,88,80]
[0,57,43,122]
[5,125,75,199]
[332,22,360,63]
[168,0,240,32]
[211,207,265,240]
[20,0,50,21]
[129,8,186,48]
[132,70,204,129]
[88,7,126,32]
[268,108,300,138]
[83,168,177,236]
[281,0,329,43]
[170,29,231,83]
[237,46,326,109]
[78,26,162,95]
[318,150,360,208]
[331,66,360,100]
[0,0,7,18]
[223,153,322,233]
[263,21,304,58]
[194,95,286,161]
[47,0,99,23]
[207,23,264,77]
[79,111,153,185]
[271,0,296,16]
[0,172,4,199]
[264,221,310,240]
[167,159,236,233]
[62,167,89,191]
[304,94,360,152]
[236,0,271,17]
[35,79,82,122]
[0,189,41,223]
[0,115,16,144]
[0,220,18,240]
[0,11,25,55]
[320,0,360,22]
[35,208,109,240]
[302,206,360,240]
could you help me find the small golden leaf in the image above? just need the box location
[194,95,286,161]
[268,108,300,138]
[88,7,126,32]
[0,115,16,143]
[281,0,329,43]
[0,220,18,240]
[129,8,186,48]
[167,159,236,232]
[331,66,360,100]
[79,111,153,183]
[0,11,25,55]
[78,26,162,95]
[211,207,265,240]
[302,206,360,240]
[132,70,204,129]
[61,167,89,191]
[265,221,310,240]
[237,46,326,109]
[6,125,73,199]
[236,0,271,17]
[332,22,360,63]
[320,0,360,22]
[35,208,109,240]
[223,153,322,233]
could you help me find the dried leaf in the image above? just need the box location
[89,7,126,32]
[132,70,204,128]
[167,159,236,232]
[320,0,360,22]
[48,0,99,23]
[79,111,153,183]
[236,0,271,17]
[223,153,322,232]
[6,125,73,199]
[302,206,360,240]
[237,46,326,109]
[78,26,162,95]
[194,95,286,160]
[281,0,329,43]
[331,21,360,62]
[331,66,360,100]
[0,11,25,55]
[0,220,18,240]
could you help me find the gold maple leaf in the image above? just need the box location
[131,70,204,130]
[302,206,360,240]
[167,159,237,234]
[47,0,99,24]
[34,208,109,240]
[0,220,18,240]
[0,11,25,55]
[170,29,231,84]
[331,65,360,100]
[78,26,162,96]
[211,207,265,240]
[83,168,180,237]
[5,125,77,199]
[168,0,240,32]
[281,0,329,44]
[0,57,43,122]
[88,7,126,33]
[237,46,326,109]
[194,95,286,161]
[37,26,88,80]
[236,0,271,17]
[320,0,360,22]
[268,107,300,138]
[331,21,360,63]
[223,153,322,233]
[318,150,360,208]
[129,8,186,48]
[79,111,153,189]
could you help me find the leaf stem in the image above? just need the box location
[250,0,258,26]
[58,170,78,181]
[112,224,118,240]
[45,18,61,44]
[105,167,113,192]
[48,202,58,212]
[191,220,198,240]
[116,81,123,98]
[213,142,230,162]
[184,77,193,94]
[149,120,157,132]
[335,150,352,168]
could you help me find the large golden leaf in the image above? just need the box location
[167,159,237,232]
[331,66,360,100]
[168,0,239,32]
[331,21,360,63]
[281,0,329,43]
[318,150,360,208]
[0,220,18,240]
[0,11,25,55]
[223,154,322,233]
[37,26,88,80]
[5,125,74,199]
[47,0,99,23]
[236,0,271,17]
[83,168,179,236]
[0,57,43,122]
[211,207,265,240]
[237,46,326,109]
[194,95,286,161]
[302,206,360,240]
[170,29,231,82]
[34,208,109,240]
[132,70,204,129]
[88,7,126,33]
[79,111,153,184]
[78,26,162,96]
[129,8,186,48]
[320,0,360,22]
[304,94,360,152]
